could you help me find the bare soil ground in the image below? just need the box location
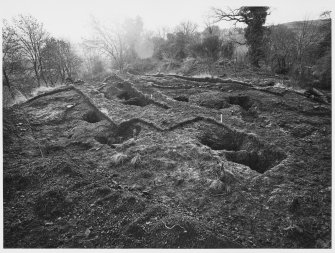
[3,73,331,248]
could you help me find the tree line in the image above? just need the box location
[3,15,81,94]
[84,7,330,88]
[2,7,332,98]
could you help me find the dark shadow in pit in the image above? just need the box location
[123,97,150,107]
[174,96,189,102]
[224,149,286,174]
[102,81,169,109]
[119,92,169,109]
[117,91,133,101]
[94,122,142,147]
[198,126,286,173]
[82,110,104,123]
[115,122,142,143]
[228,95,253,110]
[197,100,229,110]
[228,95,258,121]
[94,136,110,145]
[199,129,242,151]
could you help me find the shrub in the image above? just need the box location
[221,41,235,59]
[312,52,331,89]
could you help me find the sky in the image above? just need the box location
[1,0,334,42]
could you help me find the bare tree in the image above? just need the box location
[79,45,106,79]
[155,26,171,40]
[264,25,296,73]
[2,19,22,91]
[88,17,131,71]
[175,21,198,37]
[14,15,48,86]
[42,38,81,84]
[57,40,81,80]
[293,18,320,76]
[203,17,222,37]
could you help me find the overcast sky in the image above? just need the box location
[1,0,333,42]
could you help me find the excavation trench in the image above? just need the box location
[25,85,282,173]
[94,121,142,147]
[228,95,253,110]
[118,91,169,109]
[190,93,253,111]
[105,81,169,109]
[198,125,286,173]
[174,96,189,102]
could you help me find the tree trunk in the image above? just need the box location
[33,62,41,86]
[3,68,15,99]
[3,67,10,88]
[39,62,48,86]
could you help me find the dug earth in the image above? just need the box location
[3,74,331,248]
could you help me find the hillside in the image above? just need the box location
[280,19,329,30]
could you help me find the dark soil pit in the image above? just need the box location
[228,95,253,110]
[122,97,150,107]
[116,82,132,89]
[198,127,244,151]
[114,122,142,144]
[224,149,286,173]
[121,95,169,109]
[114,83,169,109]
[117,91,133,100]
[82,110,104,123]
[94,136,110,145]
[174,96,189,102]
[94,135,117,148]
[198,125,286,173]
[93,121,141,146]
[104,86,122,99]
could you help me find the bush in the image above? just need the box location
[312,52,331,89]
[221,41,235,59]
[126,58,156,74]
[189,35,222,60]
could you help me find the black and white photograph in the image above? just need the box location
[1,0,333,249]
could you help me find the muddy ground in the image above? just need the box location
[3,73,331,248]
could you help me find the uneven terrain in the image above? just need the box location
[3,73,331,248]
